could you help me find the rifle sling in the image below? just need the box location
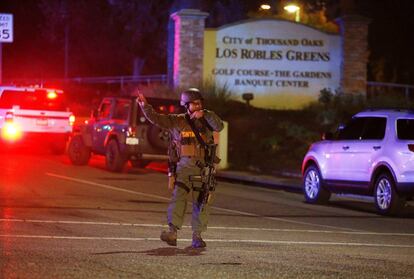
[200,117,214,132]
[184,113,208,149]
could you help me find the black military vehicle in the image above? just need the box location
[67,96,181,172]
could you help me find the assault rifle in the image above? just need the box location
[184,113,219,210]
[197,143,218,211]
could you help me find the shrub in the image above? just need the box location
[306,88,366,132]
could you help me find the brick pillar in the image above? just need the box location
[170,9,208,89]
[336,15,371,94]
[0,43,3,84]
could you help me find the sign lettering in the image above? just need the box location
[0,13,13,43]
[204,20,341,109]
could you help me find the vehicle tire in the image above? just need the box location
[130,159,151,168]
[374,173,405,216]
[105,139,126,172]
[147,125,169,150]
[67,135,91,165]
[303,165,331,204]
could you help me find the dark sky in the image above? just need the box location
[1,1,61,80]
[1,0,414,85]
[356,0,414,84]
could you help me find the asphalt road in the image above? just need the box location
[1,150,414,278]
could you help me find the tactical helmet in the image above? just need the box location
[180,88,203,106]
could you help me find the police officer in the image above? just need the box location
[137,88,224,248]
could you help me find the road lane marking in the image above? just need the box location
[212,207,363,232]
[45,172,364,232]
[46,172,171,201]
[1,218,414,237]
[0,234,413,248]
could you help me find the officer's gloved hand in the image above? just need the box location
[137,93,148,107]
[190,110,204,119]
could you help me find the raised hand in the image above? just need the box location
[137,93,148,107]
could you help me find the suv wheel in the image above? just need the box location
[105,139,126,172]
[303,165,331,204]
[67,135,91,165]
[374,173,405,216]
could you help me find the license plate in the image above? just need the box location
[36,119,48,126]
[126,137,139,145]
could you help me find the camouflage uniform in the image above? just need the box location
[139,101,224,245]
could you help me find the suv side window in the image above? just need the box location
[337,117,366,140]
[361,117,387,140]
[397,119,414,140]
[113,100,130,121]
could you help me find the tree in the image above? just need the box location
[247,0,339,33]
[201,0,246,27]
[38,0,172,77]
[108,0,171,75]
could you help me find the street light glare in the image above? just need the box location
[284,4,300,13]
[260,4,271,10]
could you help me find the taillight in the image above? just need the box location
[1,122,22,141]
[168,105,176,113]
[69,114,75,126]
[158,105,166,112]
[408,144,414,152]
[127,127,137,137]
[5,111,14,123]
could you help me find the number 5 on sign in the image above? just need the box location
[0,13,13,43]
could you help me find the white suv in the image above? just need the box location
[302,109,414,215]
[0,86,75,154]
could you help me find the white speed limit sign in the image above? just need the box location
[0,13,13,43]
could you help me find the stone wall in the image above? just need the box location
[336,15,371,95]
[170,9,208,89]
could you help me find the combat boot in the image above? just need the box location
[192,231,206,248]
[160,225,177,246]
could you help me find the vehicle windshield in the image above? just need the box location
[397,119,414,140]
[0,89,67,111]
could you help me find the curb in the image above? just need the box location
[216,171,302,193]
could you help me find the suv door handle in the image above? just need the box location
[342,146,349,150]
[373,146,381,151]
